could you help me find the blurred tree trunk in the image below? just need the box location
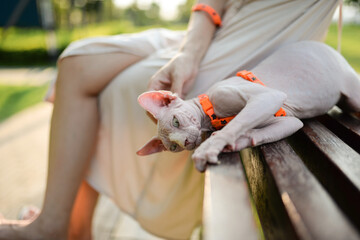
[67,0,75,29]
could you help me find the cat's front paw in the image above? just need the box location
[192,148,221,172]
[192,136,229,172]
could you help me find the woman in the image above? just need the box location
[0,0,339,239]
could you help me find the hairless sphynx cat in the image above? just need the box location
[136,41,360,172]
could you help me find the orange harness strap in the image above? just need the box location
[198,71,286,130]
[237,71,287,117]
[198,94,235,130]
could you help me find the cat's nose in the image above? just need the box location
[184,138,190,147]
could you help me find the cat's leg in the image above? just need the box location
[192,88,288,172]
[338,71,360,113]
[194,116,303,171]
[233,116,303,151]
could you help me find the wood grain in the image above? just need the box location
[203,152,260,240]
[241,147,299,240]
[261,140,360,240]
[317,107,360,154]
[288,119,360,231]
[302,120,360,189]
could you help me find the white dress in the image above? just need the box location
[48,0,339,239]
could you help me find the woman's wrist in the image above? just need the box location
[173,51,201,69]
[179,1,226,65]
[179,15,217,65]
[179,44,206,67]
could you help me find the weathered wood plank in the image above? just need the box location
[317,107,360,153]
[241,147,299,240]
[328,107,360,136]
[288,119,360,231]
[203,152,260,240]
[302,120,360,189]
[260,140,360,240]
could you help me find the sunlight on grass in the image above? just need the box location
[0,28,48,51]
[325,24,360,72]
[0,21,186,51]
[0,84,49,122]
[0,21,187,65]
[0,22,358,70]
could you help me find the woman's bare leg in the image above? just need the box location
[0,52,142,239]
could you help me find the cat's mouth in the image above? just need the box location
[184,136,202,150]
[192,135,204,149]
[184,140,197,150]
[182,131,206,151]
[184,131,210,150]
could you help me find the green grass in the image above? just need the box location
[0,84,49,122]
[1,22,359,70]
[325,24,360,72]
[0,21,187,65]
[0,21,186,51]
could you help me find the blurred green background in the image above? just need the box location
[0,0,359,122]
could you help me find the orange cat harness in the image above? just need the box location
[198,70,286,130]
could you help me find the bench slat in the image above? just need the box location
[317,107,360,153]
[328,107,360,136]
[203,152,260,240]
[260,140,360,240]
[288,119,360,231]
[302,120,360,190]
[241,147,300,240]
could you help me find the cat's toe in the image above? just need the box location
[206,151,219,164]
[195,160,206,172]
[192,152,207,172]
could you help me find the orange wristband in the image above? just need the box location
[192,4,222,27]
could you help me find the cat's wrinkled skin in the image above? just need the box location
[136,91,208,155]
[137,41,360,172]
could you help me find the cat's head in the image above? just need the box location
[136,91,202,156]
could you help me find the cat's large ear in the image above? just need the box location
[138,91,177,119]
[136,136,167,156]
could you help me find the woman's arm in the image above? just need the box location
[180,0,227,65]
[148,0,228,98]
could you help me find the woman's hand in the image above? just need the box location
[148,52,200,98]
[148,0,227,98]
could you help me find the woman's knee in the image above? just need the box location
[56,55,114,97]
[56,56,95,96]
[57,53,144,97]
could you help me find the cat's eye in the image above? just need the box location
[172,116,180,128]
[170,143,178,152]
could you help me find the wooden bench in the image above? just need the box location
[202,107,360,240]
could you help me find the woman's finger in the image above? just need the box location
[148,72,170,91]
[170,76,184,97]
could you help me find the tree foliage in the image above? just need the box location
[176,0,195,23]
[52,0,163,28]
[123,2,162,26]
[345,0,360,8]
